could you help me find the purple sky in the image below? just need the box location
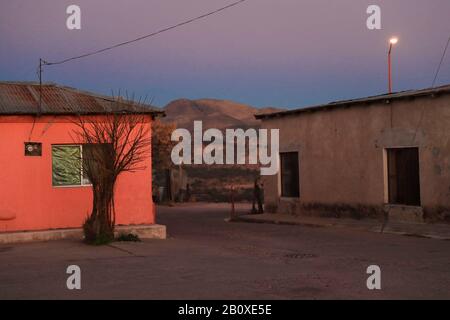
[1,0,449,108]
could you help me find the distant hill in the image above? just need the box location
[156,98,285,203]
[162,98,285,130]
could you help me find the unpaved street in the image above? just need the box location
[0,203,449,299]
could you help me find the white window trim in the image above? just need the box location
[52,144,92,188]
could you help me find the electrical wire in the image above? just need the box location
[43,0,248,66]
[411,35,450,144]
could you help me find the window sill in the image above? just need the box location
[52,185,92,189]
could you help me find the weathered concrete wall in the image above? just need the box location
[261,93,450,222]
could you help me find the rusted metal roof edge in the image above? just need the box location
[255,84,450,120]
[0,81,165,117]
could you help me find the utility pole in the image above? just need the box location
[38,58,43,115]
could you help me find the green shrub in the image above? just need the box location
[116,233,141,242]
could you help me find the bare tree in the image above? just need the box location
[72,108,152,244]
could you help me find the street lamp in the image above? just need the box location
[388,37,398,93]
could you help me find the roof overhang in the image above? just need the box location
[255,84,450,120]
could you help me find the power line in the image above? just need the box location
[43,0,248,66]
[411,34,450,144]
[431,35,450,87]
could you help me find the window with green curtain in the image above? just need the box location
[52,145,82,186]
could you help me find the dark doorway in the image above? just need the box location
[387,147,421,206]
[280,152,300,198]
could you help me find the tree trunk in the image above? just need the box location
[83,180,115,244]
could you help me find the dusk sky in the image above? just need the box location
[1,0,449,108]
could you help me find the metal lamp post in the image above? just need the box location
[388,37,398,93]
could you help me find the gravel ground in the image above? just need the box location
[0,203,449,299]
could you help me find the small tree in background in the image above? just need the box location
[151,119,177,202]
[73,108,152,244]
[152,119,176,170]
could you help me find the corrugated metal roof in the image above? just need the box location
[0,81,164,116]
[255,84,450,120]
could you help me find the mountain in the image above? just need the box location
[162,98,285,130]
[157,98,286,202]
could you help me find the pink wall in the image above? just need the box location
[0,115,154,232]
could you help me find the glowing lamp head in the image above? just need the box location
[389,37,398,45]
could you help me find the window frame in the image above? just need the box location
[51,144,92,188]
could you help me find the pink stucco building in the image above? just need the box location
[0,82,162,234]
